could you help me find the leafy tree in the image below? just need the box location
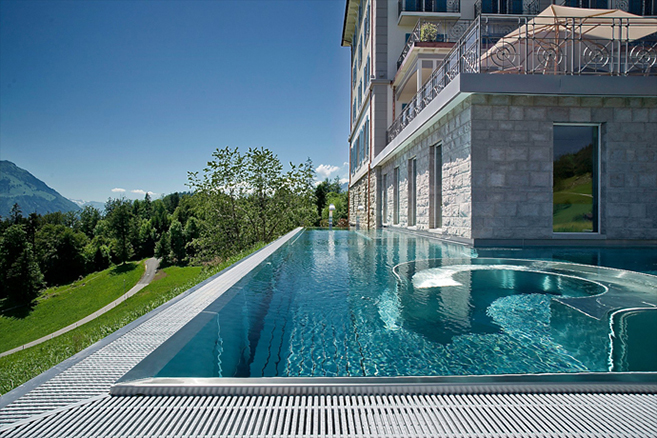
[184,216,200,242]
[9,203,23,225]
[83,236,112,272]
[79,206,101,239]
[150,199,170,237]
[322,191,348,224]
[35,224,88,285]
[314,177,342,222]
[168,220,186,263]
[188,146,317,262]
[140,193,153,220]
[0,224,44,303]
[162,192,180,214]
[155,231,171,265]
[105,198,135,264]
[136,219,156,258]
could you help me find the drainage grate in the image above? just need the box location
[2,392,656,437]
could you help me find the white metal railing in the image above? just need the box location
[387,15,657,144]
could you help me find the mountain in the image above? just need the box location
[0,160,81,217]
[69,199,106,213]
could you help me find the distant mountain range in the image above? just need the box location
[0,160,81,217]
[69,199,106,213]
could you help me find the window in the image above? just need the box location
[364,119,369,162]
[408,158,417,226]
[382,173,388,224]
[553,125,599,233]
[393,167,400,225]
[364,56,370,89]
[364,3,370,42]
[430,144,442,229]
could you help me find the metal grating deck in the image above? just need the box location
[2,392,656,437]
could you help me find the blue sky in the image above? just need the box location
[0,0,350,202]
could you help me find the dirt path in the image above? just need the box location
[0,258,160,358]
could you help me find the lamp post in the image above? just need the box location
[329,204,335,229]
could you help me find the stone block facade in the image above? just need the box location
[470,95,657,242]
[377,98,473,239]
[356,93,657,245]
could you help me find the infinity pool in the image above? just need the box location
[147,230,657,378]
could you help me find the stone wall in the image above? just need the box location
[469,95,657,242]
[378,98,473,239]
[349,172,377,229]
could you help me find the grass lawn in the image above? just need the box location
[0,243,264,395]
[0,262,145,353]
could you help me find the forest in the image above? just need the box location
[0,147,348,306]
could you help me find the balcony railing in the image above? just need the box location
[387,15,657,144]
[397,19,474,69]
[474,0,541,16]
[398,0,460,17]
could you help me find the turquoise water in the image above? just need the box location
[155,230,657,378]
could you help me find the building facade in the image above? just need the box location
[342,0,657,245]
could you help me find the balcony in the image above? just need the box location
[397,19,474,69]
[386,13,657,144]
[398,0,460,26]
[474,0,541,16]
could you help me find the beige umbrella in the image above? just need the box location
[481,5,657,73]
[509,5,657,42]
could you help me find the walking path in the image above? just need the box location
[0,258,160,358]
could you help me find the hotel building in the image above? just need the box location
[342,0,657,245]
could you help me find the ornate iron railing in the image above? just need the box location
[386,15,657,144]
[397,19,474,69]
[398,0,460,17]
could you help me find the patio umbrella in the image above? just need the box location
[480,5,657,74]
[509,5,657,42]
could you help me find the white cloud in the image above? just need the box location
[316,164,340,179]
[111,188,126,193]
[343,162,348,167]
[131,189,156,196]
[340,178,349,184]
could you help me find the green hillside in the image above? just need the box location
[0,160,80,217]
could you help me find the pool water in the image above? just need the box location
[154,230,657,378]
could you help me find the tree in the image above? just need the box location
[168,220,186,263]
[150,199,170,237]
[80,206,101,239]
[188,146,317,262]
[35,224,88,285]
[314,177,342,223]
[136,219,156,258]
[9,203,23,225]
[155,231,171,265]
[105,198,135,264]
[0,224,43,303]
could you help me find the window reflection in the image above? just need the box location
[553,125,599,233]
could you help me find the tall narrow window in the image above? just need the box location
[430,144,442,229]
[393,167,400,225]
[553,125,599,233]
[382,173,388,224]
[408,158,417,226]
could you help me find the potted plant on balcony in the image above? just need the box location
[419,22,438,42]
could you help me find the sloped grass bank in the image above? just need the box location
[0,262,145,353]
[0,244,264,395]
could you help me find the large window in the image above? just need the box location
[430,144,442,229]
[393,167,400,225]
[553,125,599,233]
[408,158,417,226]
[382,173,388,224]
